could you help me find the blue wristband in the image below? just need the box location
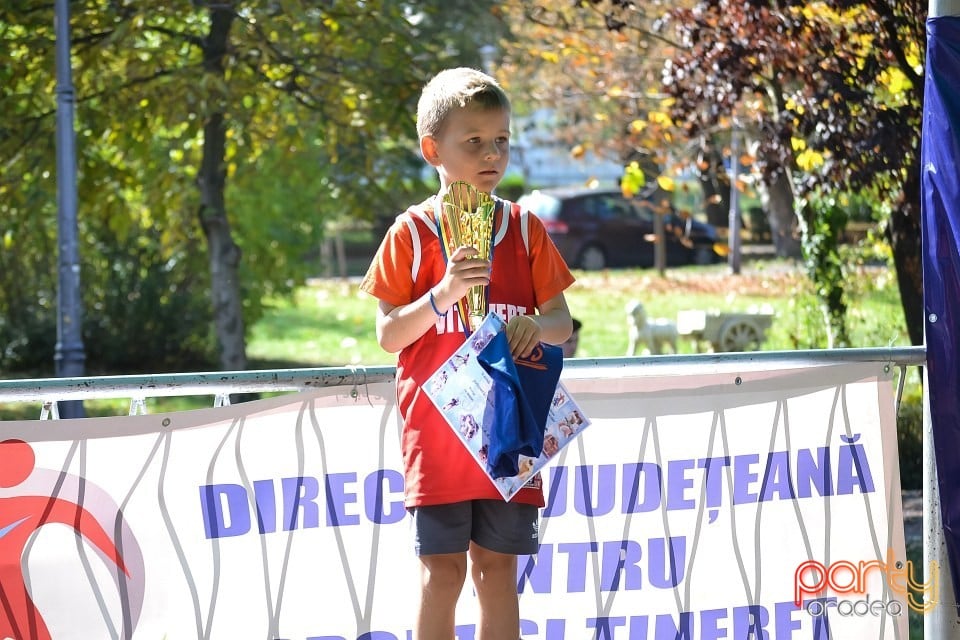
[429,290,447,318]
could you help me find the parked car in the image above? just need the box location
[517,186,720,270]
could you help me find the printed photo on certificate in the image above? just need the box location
[424,313,591,501]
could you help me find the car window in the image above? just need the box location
[609,197,634,220]
[628,197,656,222]
[589,194,633,220]
[583,195,608,219]
[516,192,560,220]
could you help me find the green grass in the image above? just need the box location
[246,258,909,366]
[247,279,390,367]
[69,257,923,368]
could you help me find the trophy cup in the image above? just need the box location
[438,181,496,333]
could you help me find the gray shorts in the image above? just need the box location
[410,500,540,556]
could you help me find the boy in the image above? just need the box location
[359,67,575,640]
[560,317,582,358]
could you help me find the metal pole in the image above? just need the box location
[925,366,960,637]
[728,129,742,274]
[54,0,86,418]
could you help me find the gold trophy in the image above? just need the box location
[438,181,496,333]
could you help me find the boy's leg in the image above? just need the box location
[469,500,540,640]
[469,543,520,640]
[411,503,473,640]
[416,552,468,640]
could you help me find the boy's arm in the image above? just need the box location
[504,293,572,359]
[375,246,490,353]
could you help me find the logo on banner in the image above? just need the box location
[794,549,939,616]
[0,439,144,639]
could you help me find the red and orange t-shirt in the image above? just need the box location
[359,197,575,508]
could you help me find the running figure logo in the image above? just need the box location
[0,439,136,640]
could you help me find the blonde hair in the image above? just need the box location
[416,67,511,139]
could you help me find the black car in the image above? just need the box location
[517,187,720,270]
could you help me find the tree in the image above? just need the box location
[498,1,678,181]
[499,0,925,347]
[655,0,925,345]
[1,1,507,375]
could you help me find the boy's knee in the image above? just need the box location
[470,546,517,576]
[421,554,467,590]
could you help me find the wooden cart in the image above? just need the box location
[676,308,775,353]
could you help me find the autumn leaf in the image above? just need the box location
[656,175,675,192]
[796,148,825,171]
[648,111,673,127]
[621,161,646,197]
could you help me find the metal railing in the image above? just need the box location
[0,346,926,407]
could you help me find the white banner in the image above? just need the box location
[0,362,909,639]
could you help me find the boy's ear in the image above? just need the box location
[420,136,441,167]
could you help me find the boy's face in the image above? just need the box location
[421,105,510,195]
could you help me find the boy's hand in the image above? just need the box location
[506,315,542,359]
[432,246,490,307]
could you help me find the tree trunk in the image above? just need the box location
[890,170,924,347]
[697,144,730,228]
[760,167,801,258]
[197,6,247,372]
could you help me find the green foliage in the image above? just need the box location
[0,194,58,373]
[0,187,216,375]
[0,1,509,375]
[497,173,527,201]
[768,283,830,350]
[799,192,851,348]
[83,228,216,374]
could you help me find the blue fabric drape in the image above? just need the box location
[922,14,960,611]
[477,334,562,478]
